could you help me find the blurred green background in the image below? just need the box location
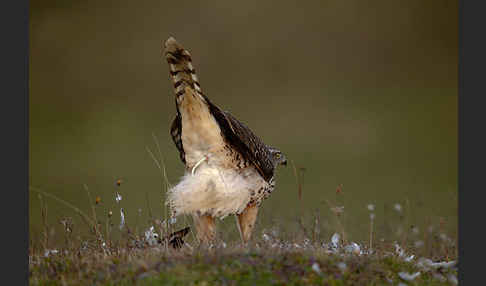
[30,0,457,244]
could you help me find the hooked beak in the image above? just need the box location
[281,159,287,166]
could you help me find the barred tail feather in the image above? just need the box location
[163,37,202,100]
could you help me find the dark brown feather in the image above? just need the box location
[158,226,190,249]
[206,101,276,182]
[170,113,186,164]
[167,226,190,249]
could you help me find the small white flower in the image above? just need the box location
[394,242,415,262]
[344,242,362,255]
[262,233,271,242]
[43,249,58,257]
[430,260,457,269]
[144,226,154,239]
[115,193,122,203]
[394,243,405,257]
[312,262,321,274]
[416,258,456,270]
[119,208,125,230]
[331,233,340,249]
[393,203,402,212]
[394,203,402,212]
[398,271,421,281]
[145,226,158,246]
[367,204,375,211]
[404,254,415,262]
[170,217,177,224]
[303,238,311,247]
[416,257,433,270]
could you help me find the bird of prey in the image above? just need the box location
[162,37,287,245]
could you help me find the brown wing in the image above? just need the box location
[170,113,185,164]
[167,226,190,249]
[158,226,190,249]
[206,100,276,182]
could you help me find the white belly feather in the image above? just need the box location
[167,164,269,218]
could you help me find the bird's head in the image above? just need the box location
[267,146,287,167]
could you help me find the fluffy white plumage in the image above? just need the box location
[167,163,269,219]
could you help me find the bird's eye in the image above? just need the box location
[275,153,281,159]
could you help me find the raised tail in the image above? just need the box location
[163,37,202,100]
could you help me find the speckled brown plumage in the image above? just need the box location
[162,37,286,244]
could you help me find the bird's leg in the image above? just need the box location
[192,213,216,245]
[236,204,259,245]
